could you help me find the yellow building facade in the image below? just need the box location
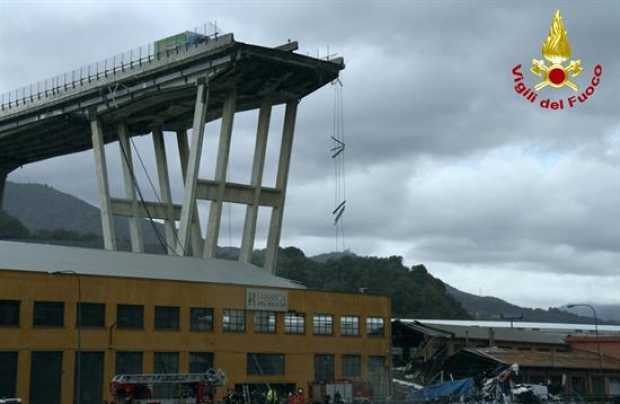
[0,241,391,404]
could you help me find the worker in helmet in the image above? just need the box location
[266,386,278,404]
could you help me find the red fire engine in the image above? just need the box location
[110,368,226,404]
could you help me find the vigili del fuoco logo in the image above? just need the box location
[512,10,602,110]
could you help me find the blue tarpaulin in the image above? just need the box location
[409,378,475,402]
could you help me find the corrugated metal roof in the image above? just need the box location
[398,320,567,345]
[466,347,620,370]
[0,241,304,290]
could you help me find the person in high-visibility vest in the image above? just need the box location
[266,387,278,404]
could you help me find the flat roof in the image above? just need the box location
[0,240,304,290]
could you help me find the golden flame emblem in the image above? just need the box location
[530,10,583,91]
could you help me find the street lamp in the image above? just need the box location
[51,270,81,404]
[567,303,602,371]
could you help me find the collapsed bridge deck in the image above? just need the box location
[0,33,343,172]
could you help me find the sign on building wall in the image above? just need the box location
[246,288,288,312]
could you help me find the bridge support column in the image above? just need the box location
[239,99,272,264]
[118,123,144,253]
[91,116,117,250]
[264,100,298,274]
[176,80,209,255]
[177,130,204,257]
[204,89,237,258]
[152,127,177,254]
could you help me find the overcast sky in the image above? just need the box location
[2,0,620,309]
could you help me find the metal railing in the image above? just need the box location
[0,22,221,113]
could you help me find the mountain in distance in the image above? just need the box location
[3,181,166,251]
[562,304,620,323]
[445,284,620,325]
[1,180,617,323]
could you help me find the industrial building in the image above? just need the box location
[0,241,391,403]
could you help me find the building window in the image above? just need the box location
[0,300,19,327]
[190,352,214,373]
[154,352,179,374]
[223,309,245,333]
[247,353,285,376]
[342,354,361,378]
[75,351,104,404]
[115,352,143,375]
[254,311,276,333]
[77,303,105,328]
[117,305,144,329]
[313,314,333,335]
[314,354,335,382]
[366,317,385,336]
[33,301,64,327]
[284,312,305,334]
[191,308,214,331]
[30,351,63,404]
[341,316,360,336]
[155,306,180,331]
[0,352,17,398]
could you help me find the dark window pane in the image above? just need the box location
[284,312,305,334]
[190,308,214,331]
[75,351,104,404]
[189,352,214,373]
[115,352,143,375]
[33,302,64,327]
[117,305,144,329]
[313,314,333,335]
[0,300,19,326]
[0,352,17,397]
[254,311,276,333]
[591,376,605,396]
[314,354,335,382]
[77,303,105,328]
[247,353,285,376]
[154,352,179,374]
[155,306,180,330]
[341,316,360,336]
[343,354,361,378]
[30,351,63,404]
[223,309,245,333]
[367,317,385,336]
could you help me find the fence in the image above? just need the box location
[0,22,220,113]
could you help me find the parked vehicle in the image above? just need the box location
[110,368,226,404]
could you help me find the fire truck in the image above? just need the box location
[110,368,226,404]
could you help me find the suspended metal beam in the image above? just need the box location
[239,99,272,264]
[117,122,144,253]
[176,80,209,255]
[204,90,237,258]
[264,100,298,274]
[90,115,117,250]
